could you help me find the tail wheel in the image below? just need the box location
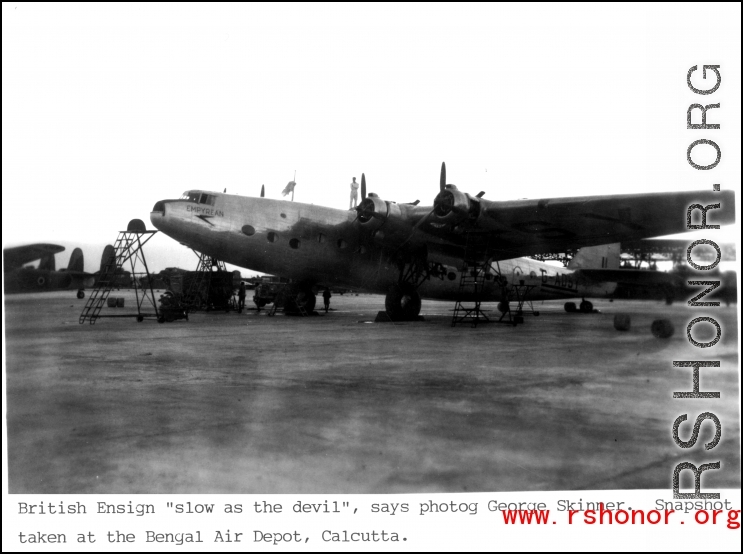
[77,290,85,299]
[385,284,422,320]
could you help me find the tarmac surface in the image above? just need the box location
[3,290,741,493]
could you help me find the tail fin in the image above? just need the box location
[100,245,115,273]
[568,243,621,270]
[38,253,56,271]
[67,248,84,272]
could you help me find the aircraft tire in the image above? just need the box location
[385,284,421,320]
[77,290,85,299]
[497,301,510,314]
[613,314,631,331]
[564,302,577,313]
[651,319,674,339]
[579,300,593,313]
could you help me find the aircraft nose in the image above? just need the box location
[150,199,171,229]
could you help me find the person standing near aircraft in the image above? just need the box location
[323,287,331,312]
[237,281,246,313]
[349,177,359,209]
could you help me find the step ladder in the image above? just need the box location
[79,224,159,324]
[268,288,310,317]
[451,232,492,327]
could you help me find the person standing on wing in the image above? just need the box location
[349,177,359,209]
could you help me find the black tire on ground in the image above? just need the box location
[385,284,422,320]
[497,301,510,314]
[77,290,85,299]
[613,314,631,331]
[564,302,577,313]
[157,316,165,324]
[651,319,674,338]
[579,300,593,313]
[137,315,144,323]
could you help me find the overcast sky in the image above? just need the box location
[2,3,740,273]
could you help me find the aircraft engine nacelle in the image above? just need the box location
[355,194,411,246]
[432,185,479,226]
[356,195,389,233]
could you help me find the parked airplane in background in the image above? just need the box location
[150,163,735,319]
[3,244,95,298]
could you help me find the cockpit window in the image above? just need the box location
[180,191,216,205]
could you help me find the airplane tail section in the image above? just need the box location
[38,253,56,272]
[100,245,115,273]
[67,248,84,272]
[567,243,621,270]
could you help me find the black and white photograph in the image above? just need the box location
[3,3,740,550]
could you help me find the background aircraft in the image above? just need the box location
[150,163,735,319]
[3,243,95,298]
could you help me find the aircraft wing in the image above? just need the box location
[3,243,65,270]
[420,189,735,261]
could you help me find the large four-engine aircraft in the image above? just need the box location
[150,163,735,318]
[3,244,95,298]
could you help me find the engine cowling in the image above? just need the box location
[432,185,478,226]
[355,194,411,246]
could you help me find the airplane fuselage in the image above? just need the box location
[150,192,616,304]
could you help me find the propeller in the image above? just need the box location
[440,162,446,192]
[260,184,265,198]
[361,173,367,200]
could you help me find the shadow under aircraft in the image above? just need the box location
[150,163,736,319]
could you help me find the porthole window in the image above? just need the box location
[242,225,256,236]
[280,213,287,219]
[448,272,457,281]
[337,239,348,249]
[289,238,300,249]
[317,233,326,244]
[267,232,278,243]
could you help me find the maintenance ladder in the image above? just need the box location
[451,232,492,327]
[79,224,159,324]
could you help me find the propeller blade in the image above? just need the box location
[361,173,366,200]
[440,162,446,192]
[260,185,265,198]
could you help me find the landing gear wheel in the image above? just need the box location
[497,301,510,314]
[137,315,144,322]
[564,302,577,313]
[77,290,85,299]
[385,284,422,320]
[579,300,593,313]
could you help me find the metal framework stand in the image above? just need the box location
[79,222,159,324]
[497,281,538,325]
[451,233,492,328]
[183,250,237,312]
